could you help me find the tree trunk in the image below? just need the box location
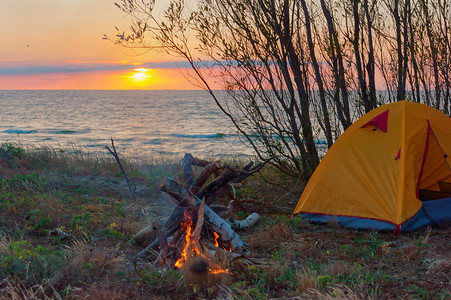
[363,0,377,109]
[402,0,410,101]
[393,0,406,102]
[352,0,370,112]
[421,0,441,109]
[408,0,421,103]
[300,0,333,148]
[320,0,352,130]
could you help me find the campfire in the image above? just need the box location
[134,153,267,281]
[174,208,229,276]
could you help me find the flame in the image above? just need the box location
[174,218,229,274]
[210,268,228,275]
[174,223,192,268]
[213,232,220,247]
[212,231,234,253]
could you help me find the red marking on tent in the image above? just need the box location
[416,120,431,199]
[360,109,389,132]
[395,148,401,160]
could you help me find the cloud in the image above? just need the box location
[141,61,195,69]
[0,62,132,75]
[0,60,200,76]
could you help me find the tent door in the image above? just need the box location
[418,126,451,201]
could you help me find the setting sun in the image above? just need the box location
[130,68,151,83]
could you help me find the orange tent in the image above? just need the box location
[293,101,451,232]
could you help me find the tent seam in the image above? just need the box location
[396,101,406,225]
[416,120,431,199]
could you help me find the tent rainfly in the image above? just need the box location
[293,101,451,233]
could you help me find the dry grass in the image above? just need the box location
[426,257,451,273]
[70,283,140,299]
[0,235,10,255]
[299,284,375,300]
[295,268,319,294]
[249,222,294,250]
[323,261,353,277]
[0,280,61,300]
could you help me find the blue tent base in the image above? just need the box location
[300,197,451,232]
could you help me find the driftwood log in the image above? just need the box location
[135,153,272,264]
[229,213,261,229]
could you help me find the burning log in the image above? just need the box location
[191,198,206,249]
[156,223,170,262]
[160,177,245,251]
[135,154,272,275]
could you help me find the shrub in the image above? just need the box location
[0,240,67,283]
[0,143,25,167]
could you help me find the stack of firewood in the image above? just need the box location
[134,153,267,272]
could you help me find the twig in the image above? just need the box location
[237,156,275,175]
[105,137,136,200]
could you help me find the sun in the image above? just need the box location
[129,68,151,83]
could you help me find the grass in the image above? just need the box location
[0,142,449,299]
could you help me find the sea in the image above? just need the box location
[0,90,252,159]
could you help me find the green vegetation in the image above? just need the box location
[0,143,449,299]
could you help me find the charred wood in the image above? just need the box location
[161,177,245,251]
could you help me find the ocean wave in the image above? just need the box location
[171,132,327,145]
[5,129,34,134]
[55,130,77,134]
[172,133,227,139]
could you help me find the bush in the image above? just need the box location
[0,240,66,283]
[0,143,26,167]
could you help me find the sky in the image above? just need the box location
[0,0,199,90]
